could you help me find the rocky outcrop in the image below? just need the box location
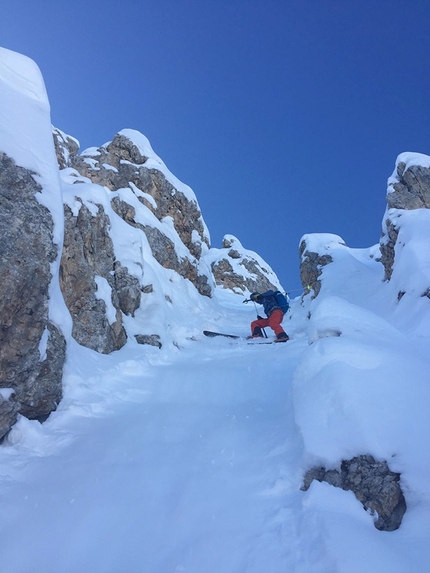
[69,133,210,258]
[211,235,280,293]
[18,322,66,420]
[386,159,430,210]
[302,455,406,531]
[52,127,79,170]
[299,237,340,298]
[380,156,430,281]
[55,131,213,299]
[0,395,20,440]
[379,219,399,281]
[0,152,66,430]
[135,334,162,349]
[110,196,211,297]
[60,203,129,354]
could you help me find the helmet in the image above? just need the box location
[250,292,262,302]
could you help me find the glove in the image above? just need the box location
[257,315,263,320]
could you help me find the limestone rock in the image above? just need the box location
[52,127,79,170]
[302,455,407,531]
[379,219,399,281]
[67,132,210,257]
[135,334,162,349]
[111,196,212,297]
[56,130,213,297]
[299,237,337,298]
[210,235,280,294]
[380,155,430,281]
[387,159,430,210]
[112,261,142,317]
[0,395,20,440]
[18,322,66,420]
[60,203,127,354]
[0,152,65,428]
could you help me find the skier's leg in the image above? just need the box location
[250,317,270,337]
[268,309,287,337]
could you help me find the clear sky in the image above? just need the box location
[2,0,430,292]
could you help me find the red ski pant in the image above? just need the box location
[251,309,285,336]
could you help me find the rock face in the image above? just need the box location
[52,127,79,170]
[302,455,407,532]
[60,202,129,354]
[135,334,162,349]
[299,235,346,298]
[211,235,281,293]
[379,219,399,281]
[380,155,430,281]
[72,132,210,259]
[0,152,66,430]
[110,196,211,297]
[56,130,212,303]
[386,158,430,210]
[0,394,20,440]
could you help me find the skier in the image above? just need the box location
[247,290,289,342]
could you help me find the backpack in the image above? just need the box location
[274,291,289,314]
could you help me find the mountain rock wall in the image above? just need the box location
[60,202,129,354]
[55,128,212,299]
[0,152,66,431]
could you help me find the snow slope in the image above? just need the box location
[0,275,430,572]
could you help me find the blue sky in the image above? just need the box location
[2,0,430,292]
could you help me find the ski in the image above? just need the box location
[203,331,287,345]
[247,339,288,345]
[203,330,242,339]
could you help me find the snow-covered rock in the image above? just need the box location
[205,234,283,295]
[299,233,346,297]
[55,129,213,298]
[380,152,430,282]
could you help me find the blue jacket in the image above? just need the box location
[258,290,283,317]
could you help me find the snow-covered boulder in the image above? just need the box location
[302,454,406,531]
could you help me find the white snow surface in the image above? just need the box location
[1,255,430,571]
[1,48,430,572]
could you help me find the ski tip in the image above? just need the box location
[203,330,241,339]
